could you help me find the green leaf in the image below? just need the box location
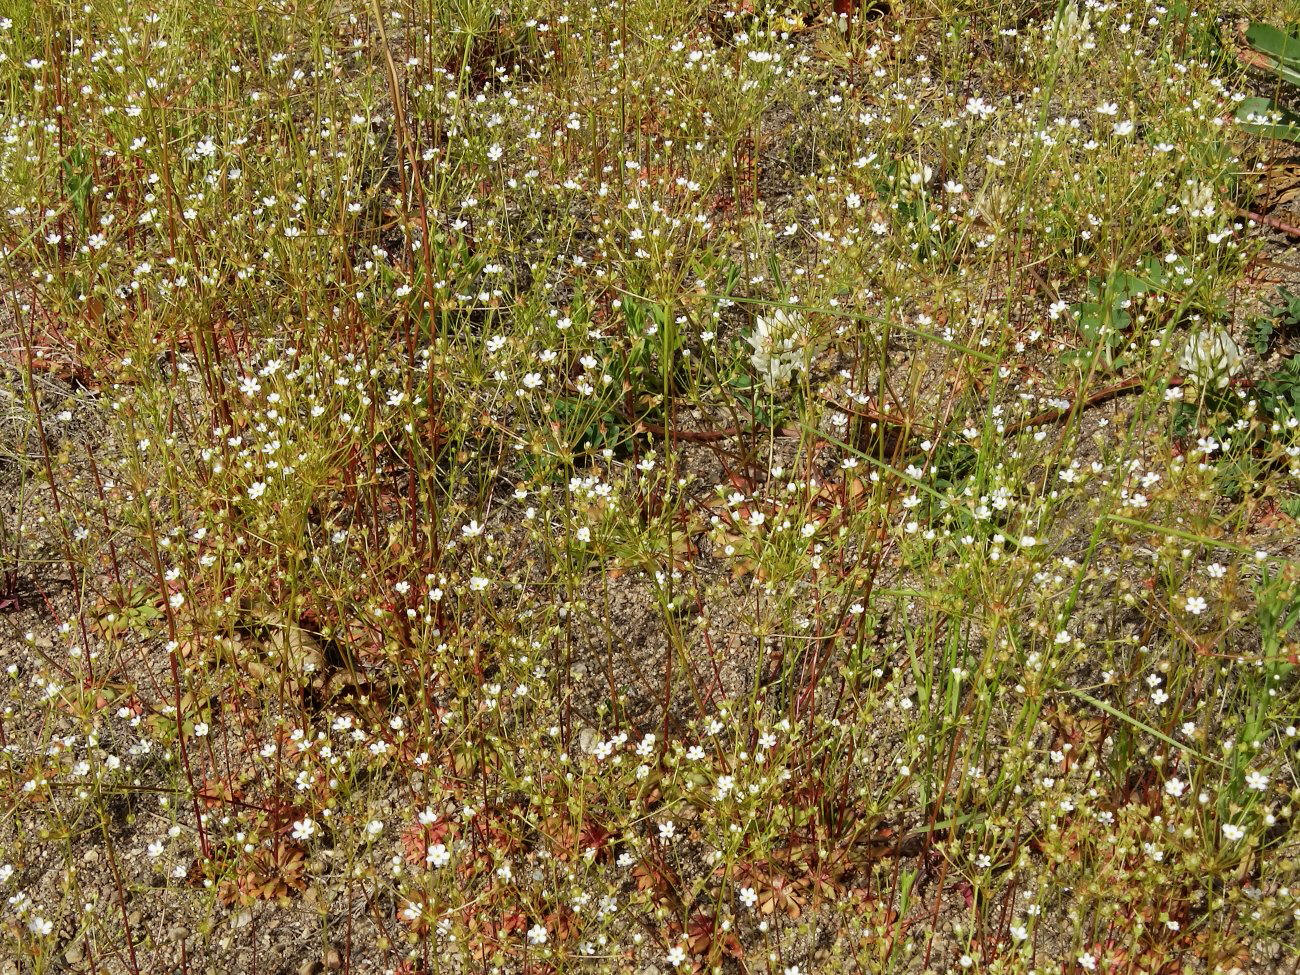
[1249,314,1275,357]
[1255,56,1300,88]
[1245,22,1300,71]
[62,146,91,229]
[1236,96,1300,143]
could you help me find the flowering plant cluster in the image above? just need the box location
[1,1,1299,974]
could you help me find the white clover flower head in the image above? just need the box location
[746,308,807,393]
[1180,180,1217,218]
[1053,3,1094,56]
[1178,327,1242,389]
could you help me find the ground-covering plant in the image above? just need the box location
[2,0,1300,973]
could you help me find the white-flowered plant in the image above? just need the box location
[1052,3,1095,57]
[1179,327,1243,389]
[2,1,1295,972]
[745,308,807,393]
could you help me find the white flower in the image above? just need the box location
[1246,771,1269,791]
[1179,327,1242,389]
[426,843,451,867]
[1052,3,1093,56]
[247,481,267,499]
[739,886,759,908]
[291,817,316,841]
[666,946,687,966]
[1222,822,1246,842]
[1180,181,1216,218]
[1164,776,1186,798]
[745,309,806,393]
[527,923,548,945]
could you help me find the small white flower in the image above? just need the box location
[426,843,451,867]
[291,818,317,841]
